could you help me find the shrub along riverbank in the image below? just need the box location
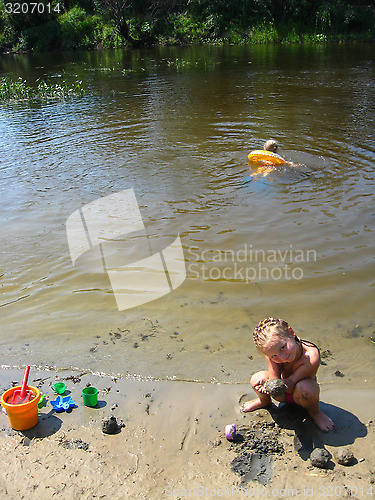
[1,0,374,53]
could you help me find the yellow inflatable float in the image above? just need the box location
[248,150,287,166]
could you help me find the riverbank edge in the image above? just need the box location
[2,36,375,56]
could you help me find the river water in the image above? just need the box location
[0,44,374,386]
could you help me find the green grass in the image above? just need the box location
[0,76,84,102]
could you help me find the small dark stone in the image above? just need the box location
[321,349,333,358]
[102,416,120,434]
[209,438,222,448]
[265,379,287,397]
[310,448,330,468]
[335,370,345,377]
[335,447,355,466]
[60,439,89,451]
[65,375,81,384]
[21,437,33,447]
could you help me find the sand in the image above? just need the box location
[0,367,374,499]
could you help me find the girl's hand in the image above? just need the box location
[254,378,269,394]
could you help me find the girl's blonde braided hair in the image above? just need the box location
[253,317,292,349]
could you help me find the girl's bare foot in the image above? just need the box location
[240,398,266,413]
[311,410,335,432]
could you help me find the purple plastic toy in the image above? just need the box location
[225,424,236,441]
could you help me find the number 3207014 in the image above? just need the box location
[5,3,62,14]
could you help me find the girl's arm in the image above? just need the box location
[265,355,282,379]
[284,349,320,391]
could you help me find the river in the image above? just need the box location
[0,44,374,386]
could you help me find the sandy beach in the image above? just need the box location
[1,366,374,499]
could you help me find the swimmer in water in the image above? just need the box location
[250,139,296,177]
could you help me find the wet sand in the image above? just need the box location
[0,367,374,499]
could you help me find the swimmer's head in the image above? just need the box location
[264,140,278,153]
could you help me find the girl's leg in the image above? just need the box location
[241,371,272,412]
[293,379,334,432]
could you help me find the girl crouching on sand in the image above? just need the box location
[241,317,334,432]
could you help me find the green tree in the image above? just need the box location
[95,0,133,40]
[0,0,61,49]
